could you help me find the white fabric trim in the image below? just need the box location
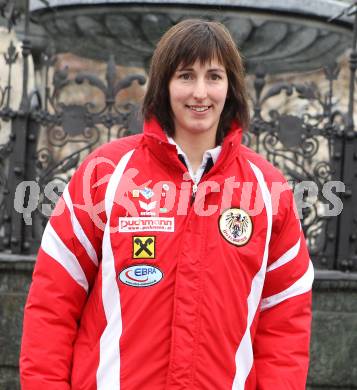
[63,185,98,267]
[167,136,221,184]
[41,221,88,292]
[231,161,273,390]
[261,260,314,311]
[97,149,134,390]
[267,235,301,272]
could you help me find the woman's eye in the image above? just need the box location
[179,73,192,80]
[210,74,222,81]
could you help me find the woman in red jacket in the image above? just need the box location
[20,19,313,389]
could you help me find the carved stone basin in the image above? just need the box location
[29,0,354,74]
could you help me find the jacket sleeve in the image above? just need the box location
[20,152,108,389]
[253,185,314,390]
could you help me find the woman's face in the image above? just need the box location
[168,58,228,140]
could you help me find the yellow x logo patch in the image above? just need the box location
[133,236,156,259]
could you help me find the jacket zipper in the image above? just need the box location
[191,183,198,205]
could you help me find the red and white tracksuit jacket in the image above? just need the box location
[20,118,313,389]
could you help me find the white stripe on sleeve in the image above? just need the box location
[266,235,301,272]
[261,260,314,311]
[41,221,89,292]
[63,185,98,267]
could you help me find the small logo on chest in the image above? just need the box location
[133,236,156,259]
[119,265,163,287]
[219,208,253,246]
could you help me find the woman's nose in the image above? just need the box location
[193,78,207,100]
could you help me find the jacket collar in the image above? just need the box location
[141,117,243,178]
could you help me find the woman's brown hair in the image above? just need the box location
[142,19,250,144]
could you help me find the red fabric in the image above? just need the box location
[253,293,312,390]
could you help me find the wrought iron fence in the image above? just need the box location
[0,0,357,271]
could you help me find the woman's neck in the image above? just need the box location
[173,131,217,173]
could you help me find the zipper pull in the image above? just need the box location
[191,183,198,204]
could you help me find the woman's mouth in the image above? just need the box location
[187,105,212,112]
